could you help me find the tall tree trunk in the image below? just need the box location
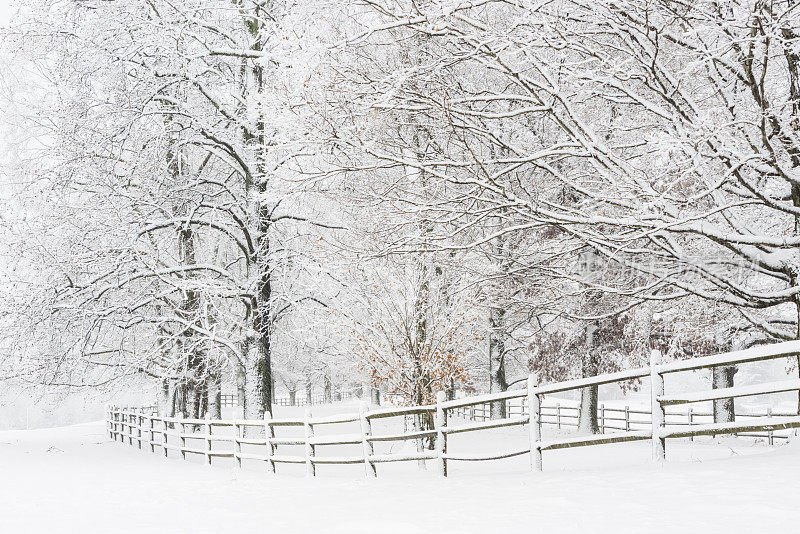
[239,0,275,430]
[489,307,508,419]
[236,361,246,414]
[370,386,381,405]
[578,324,600,434]
[187,384,201,420]
[207,371,222,419]
[288,387,296,406]
[159,378,176,417]
[712,365,737,424]
[445,377,455,401]
[323,374,332,403]
[306,380,313,405]
[174,383,187,417]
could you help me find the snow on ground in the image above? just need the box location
[1,402,799,533]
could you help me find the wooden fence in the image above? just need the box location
[221,393,357,408]
[108,340,800,476]
[452,400,792,445]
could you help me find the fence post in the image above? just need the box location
[108,407,114,440]
[137,410,143,450]
[120,409,126,444]
[265,411,275,474]
[435,391,448,477]
[359,402,377,478]
[650,350,666,463]
[179,413,186,460]
[148,415,156,454]
[124,408,129,445]
[233,419,241,469]
[528,374,542,471]
[469,404,475,421]
[625,405,630,432]
[688,407,693,442]
[600,404,605,434]
[205,412,212,466]
[304,407,315,477]
[556,403,561,429]
[162,417,169,458]
[767,407,774,445]
[126,408,132,443]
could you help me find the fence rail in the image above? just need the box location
[221,393,358,408]
[108,340,800,477]
[451,400,793,445]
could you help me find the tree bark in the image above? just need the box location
[323,374,332,403]
[370,386,381,405]
[712,365,737,424]
[488,307,508,419]
[159,378,176,417]
[207,371,222,419]
[578,324,600,434]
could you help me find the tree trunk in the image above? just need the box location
[445,377,455,401]
[288,387,296,406]
[489,307,508,419]
[159,379,176,417]
[239,2,275,431]
[207,372,222,419]
[306,380,313,405]
[236,362,246,414]
[578,324,600,434]
[187,384,201,420]
[712,365,737,424]
[578,385,600,434]
[323,374,332,403]
[370,386,381,405]
[174,383,187,417]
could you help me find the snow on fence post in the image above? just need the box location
[359,402,377,478]
[126,408,132,445]
[435,391,448,477]
[600,404,605,434]
[650,350,666,463]
[527,374,542,471]
[179,414,186,460]
[109,407,115,440]
[105,405,110,439]
[137,409,143,450]
[556,403,561,429]
[148,414,155,454]
[304,407,315,477]
[264,411,276,474]
[767,407,774,445]
[205,412,212,466]
[625,406,630,432]
[162,417,169,458]
[688,407,693,442]
[233,419,241,468]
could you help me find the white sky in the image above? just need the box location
[0,2,13,26]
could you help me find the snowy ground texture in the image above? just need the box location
[2,404,799,533]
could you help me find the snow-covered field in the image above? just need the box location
[2,402,799,534]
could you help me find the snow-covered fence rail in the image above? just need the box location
[107,341,800,476]
[452,400,793,444]
[221,393,357,408]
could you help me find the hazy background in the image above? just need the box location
[0,1,150,430]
